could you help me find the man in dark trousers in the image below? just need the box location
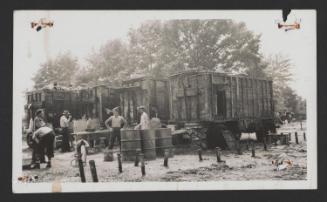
[105,108,126,151]
[32,125,55,168]
[29,109,46,169]
[29,109,55,169]
[60,110,72,152]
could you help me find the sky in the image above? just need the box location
[13,10,316,99]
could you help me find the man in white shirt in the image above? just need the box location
[105,108,126,150]
[60,110,72,152]
[135,106,149,130]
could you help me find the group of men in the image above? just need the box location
[28,105,150,169]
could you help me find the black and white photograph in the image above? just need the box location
[12,10,317,192]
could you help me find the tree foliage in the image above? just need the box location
[86,39,131,84]
[264,53,293,112]
[127,20,266,77]
[32,52,79,89]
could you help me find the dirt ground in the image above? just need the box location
[21,122,307,183]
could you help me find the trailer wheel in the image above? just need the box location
[186,128,208,149]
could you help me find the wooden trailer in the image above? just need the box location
[26,88,77,128]
[118,76,170,125]
[80,85,120,124]
[25,85,121,129]
[168,70,275,149]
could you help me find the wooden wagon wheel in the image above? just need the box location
[186,128,208,149]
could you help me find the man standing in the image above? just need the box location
[60,110,72,152]
[134,106,150,130]
[105,108,126,150]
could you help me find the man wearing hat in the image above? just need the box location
[34,109,46,130]
[60,110,72,152]
[135,106,149,130]
[105,107,126,150]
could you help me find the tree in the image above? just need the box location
[85,39,131,84]
[77,20,268,85]
[264,53,293,112]
[128,20,266,78]
[32,52,79,89]
[281,86,297,112]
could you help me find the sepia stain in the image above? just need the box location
[51,153,62,192]
[52,180,62,193]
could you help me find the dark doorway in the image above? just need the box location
[217,90,226,117]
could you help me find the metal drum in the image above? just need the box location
[120,129,142,161]
[155,128,174,157]
[140,129,156,160]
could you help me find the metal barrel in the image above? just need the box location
[155,128,174,157]
[140,129,156,160]
[120,129,142,161]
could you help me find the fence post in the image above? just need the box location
[117,153,122,173]
[303,132,306,141]
[295,132,299,144]
[198,149,203,161]
[164,149,169,167]
[140,153,145,176]
[78,159,86,183]
[134,149,140,167]
[251,141,255,157]
[89,160,98,182]
[237,140,242,155]
[216,147,223,162]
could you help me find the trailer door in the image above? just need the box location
[216,90,227,118]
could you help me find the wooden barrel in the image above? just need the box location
[155,128,174,157]
[140,129,156,160]
[120,129,142,161]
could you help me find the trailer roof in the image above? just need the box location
[169,70,272,81]
[122,75,168,83]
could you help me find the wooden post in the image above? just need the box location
[237,140,242,155]
[98,87,103,123]
[288,132,291,143]
[134,149,140,167]
[164,149,169,167]
[139,153,145,176]
[295,132,299,144]
[117,153,122,173]
[303,132,306,141]
[198,149,203,161]
[216,147,223,162]
[89,160,98,182]
[78,159,86,183]
[251,141,255,157]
